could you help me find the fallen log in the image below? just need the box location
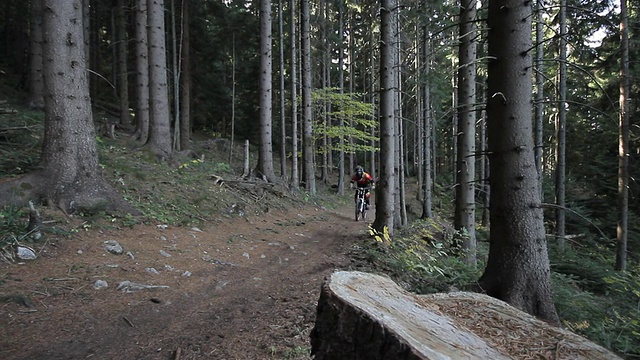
[310,271,621,360]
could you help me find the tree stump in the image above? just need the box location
[310,271,620,360]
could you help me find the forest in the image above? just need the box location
[0,0,639,358]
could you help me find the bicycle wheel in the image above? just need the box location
[355,199,363,221]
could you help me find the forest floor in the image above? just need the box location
[0,190,371,360]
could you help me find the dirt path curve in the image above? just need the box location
[1,202,371,360]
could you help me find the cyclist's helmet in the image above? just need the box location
[355,165,364,179]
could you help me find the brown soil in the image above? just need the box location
[0,201,370,360]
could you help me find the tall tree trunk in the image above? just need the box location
[343,1,352,182]
[290,0,299,189]
[301,0,315,195]
[324,3,333,179]
[479,0,559,324]
[147,0,172,160]
[321,0,329,184]
[415,14,423,202]
[554,0,567,250]
[396,14,407,227]
[393,8,403,229]
[454,0,477,265]
[230,34,236,167]
[83,0,91,89]
[348,8,355,182]
[421,30,433,220]
[338,0,346,195]
[179,0,191,150]
[451,50,458,192]
[170,0,181,151]
[133,0,150,144]
[615,0,630,272]
[89,0,98,97]
[256,0,277,182]
[479,108,489,227]
[278,0,287,180]
[534,0,545,196]
[398,111,407,226]
[372,0,397,236]
[369,27,377,180]
[32,0,137,215]
[28,0,45,109]
[432,110,437,186]
[116,0,131,127]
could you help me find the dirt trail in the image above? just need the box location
[0,202,371,360]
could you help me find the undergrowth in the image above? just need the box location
[360,217,639,358]
[0,106,307,262]
[2,90,639,359]
[550,244,640,357]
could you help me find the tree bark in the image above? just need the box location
[372,0,397,236]
[147,0,172,160]
[312,271,620,360]
[479,0,559,324]
[555,0,567,250]
[337,0,346,195]
[28,0,45,109]
[242,139,251,178]
[115,0,131,127]
[170,0,181,151]
[616,0,630,271]
[180,0,191,150]
[454,0,477,265]
[277,0,287,180]
[256,0,277,182]
[0,0,138,216]
[421,30,433,220]
[311,271,509,360]
[396,16,407,227]
[301,0,315,195]
[133,0,150,144]
[534,0,545,195]
[320,0,329,184]
[368,29,377,181]
[83,0,91,85]
[480,108,490,226]
[289,0,299,189]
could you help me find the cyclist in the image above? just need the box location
[350,165,374,209]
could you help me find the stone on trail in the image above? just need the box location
[16,245,37,260]
[93,280,108,290]
[116,281,169,293]
[103,240,123,255]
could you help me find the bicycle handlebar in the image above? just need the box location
[354,187,371,194]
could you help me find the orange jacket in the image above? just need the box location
[351,172,374,187]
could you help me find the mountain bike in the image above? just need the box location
[354,187,369,221]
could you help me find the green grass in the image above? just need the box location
[358,218,639,358]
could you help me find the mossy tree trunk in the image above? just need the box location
[0,0,138,216]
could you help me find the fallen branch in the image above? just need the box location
[122,316,135,327]
[0,123,35,132]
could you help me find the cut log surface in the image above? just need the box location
[310,271,621,360]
